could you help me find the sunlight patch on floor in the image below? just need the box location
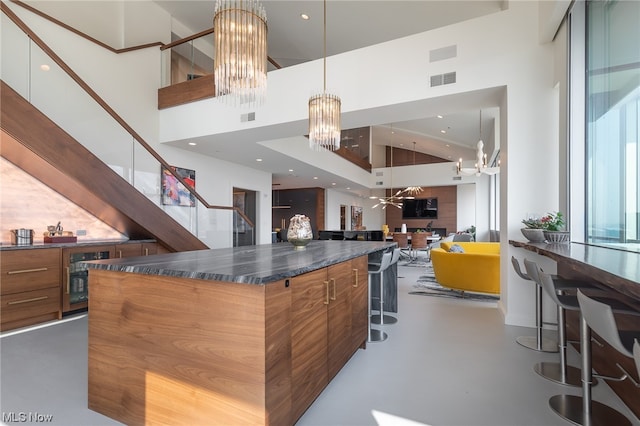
[372,409,431,426]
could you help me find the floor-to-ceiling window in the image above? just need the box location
[585,0,640,243]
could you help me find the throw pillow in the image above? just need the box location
[448,244,465,253]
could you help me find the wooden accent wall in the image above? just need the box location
[385,186,457,234]
[386,146,449,166]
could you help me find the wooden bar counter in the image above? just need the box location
[510,240,640,418]
[85,240,394,425]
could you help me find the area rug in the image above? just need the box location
[410,266,499,302]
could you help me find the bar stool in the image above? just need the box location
[371,248,399,325]
[368,251,392,342]
[512,256,557,352]
[545,287,640,425]
[524,261,598,387]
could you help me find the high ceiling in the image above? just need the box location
[152,0,505,191]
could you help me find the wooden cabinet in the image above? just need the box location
[114,243,141,258]
[62,245,115,313]
[1,248,61,331]
[290,256,367,420]
[115,242,168,258]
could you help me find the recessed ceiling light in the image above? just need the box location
[188,142,197,146]
[331,182,336,186]
[288,169,294,172]
[445,144,450,147]
[300,13,309,20]
[437,115,443,119]
[256,158,263,162]
[313,176,318,180]
[440,130,447,134]
[40,64,50,71]
[346,187,351,190]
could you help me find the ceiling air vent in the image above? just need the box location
[240,112,256,122]
[375,181,384,186]
[453,176,462,181]
[430,71,456,87]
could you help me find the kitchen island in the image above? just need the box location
[85,240,394,425]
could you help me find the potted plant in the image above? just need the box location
[541,211,570,243]
[520,216,546,242]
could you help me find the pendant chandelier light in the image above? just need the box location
[213,0,268,107]
[401,141,424,199]
[456,110,500,176]
[308,0,341,151]
[373,125,403,209]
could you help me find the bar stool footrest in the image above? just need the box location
[516,335,558,353]
[549,394,631,426]
[534,362,592,387]
[371,314,398,325]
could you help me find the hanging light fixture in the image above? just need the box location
[308,0,341,151]
[373,125,403,209]
[401,141,424,198]
[213,0,268,107]
[456,110,500,176]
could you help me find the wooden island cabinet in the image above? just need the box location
[85,240,393,425]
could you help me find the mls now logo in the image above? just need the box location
[2,412,54,422]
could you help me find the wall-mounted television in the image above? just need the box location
[402,197,438,219]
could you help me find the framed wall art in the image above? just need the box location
[161,165,196,207]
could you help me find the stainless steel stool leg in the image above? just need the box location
[516,283,557,352]
[534,302,584,386]
[371,267,397,325]
[367,272,387,343]
[548,314,631,425]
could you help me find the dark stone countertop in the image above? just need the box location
[85,240,396,285]
[510,240,640,301]
[0,239,156,251]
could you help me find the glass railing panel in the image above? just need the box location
[161,32,214,88]
[233,210,255,246]
[26,40,135,183]
[1,12,30,98]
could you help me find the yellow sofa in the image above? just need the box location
[430,242,500,294]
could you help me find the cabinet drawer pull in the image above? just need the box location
[330,278,337,301]
[8,296,48,305]
[7,267,48,275]
[118,250,123,258]
[144,248,149,256]
[324,280,329,305]
[66,267,70,295]
[352,268,358,288]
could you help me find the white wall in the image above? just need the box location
[325,189,385,232]
[457,184,476,235]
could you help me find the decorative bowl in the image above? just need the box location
[520,228,546,243]
[543,230,570,243]
[287,214,313,250]
[288,236,312,250]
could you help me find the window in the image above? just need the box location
[584,0,640,243]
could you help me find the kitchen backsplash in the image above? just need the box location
[1,158,124,244]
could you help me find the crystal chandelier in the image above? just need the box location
[456,110,500,176]
[401,141,424,199]
[308,0,341,151]
[213,0,268,107]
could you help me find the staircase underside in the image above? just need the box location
[1,80,208,253]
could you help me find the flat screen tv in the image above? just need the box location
[402,197,438,219]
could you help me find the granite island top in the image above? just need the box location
[85,240,396,285]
